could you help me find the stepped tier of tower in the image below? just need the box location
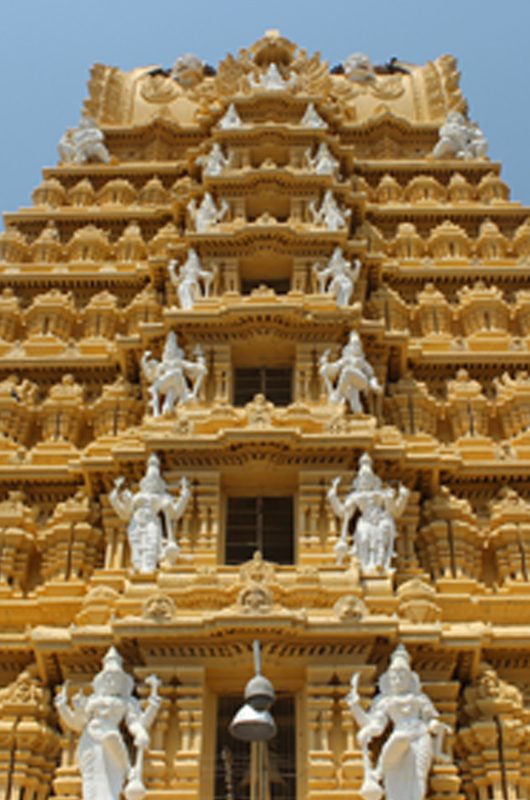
[0,31,529,800]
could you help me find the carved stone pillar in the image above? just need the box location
[211,344,231,403]
[298,472,337,566]
[172,667,205,799]
[306,667,337,795]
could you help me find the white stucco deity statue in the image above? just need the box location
[170,53,204,88]
[248,62,296,91]
[309,189,351,231]
[432,112,488,160]
[218,103,243,130]
[304,143,340,177]
[343,52,376,83]
[347,644,450,800]
[313,247,360,306]
[328,452,409,569]
[58,117,110,165]
[55,646,161,800]
[299,102,328,129]
[198,143,232,176]
[141,332,207,416]
[109,453,191,573]
[187,193,228,233]
[319,331,381,414]
[168,248,215,309]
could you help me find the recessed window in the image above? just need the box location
[225,496,294,564]
[233,367,292,407]
[241,278,291,295]
[215,694,296,800]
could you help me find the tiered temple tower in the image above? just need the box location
[1,30,530,800]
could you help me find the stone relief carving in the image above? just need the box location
[313,247,360,306]
[109,453,191,573]
[141,332,207,415]
[328,453,409,570]
[58,117,110,165]
[347,644,450,800]
[55,647,161,800]
[319,331,381,414]
[168,248,216,309]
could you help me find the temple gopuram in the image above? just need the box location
[1,29,530,800]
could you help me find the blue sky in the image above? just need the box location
[1,0,529,223]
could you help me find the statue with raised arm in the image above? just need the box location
[141,332,207,416]
[187,193,228,233]
[168,249,215,310]
[313,247,360,306]
[309,189,351,231]
[198,143,232,176]
[432,112,488,160]
[304,143,340,177]
[58,117,110,165]
[328,453,409,569]
[319,331,381,414]
[109,453,191,573]
[347,645,450,800]
[55,646,161,800]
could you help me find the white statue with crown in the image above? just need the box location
[309,189,351,231]
[187,193,228,234]
[55,647,161,800]
[313,246,360,307]
[328,452,409,570]
[109,453,191,573]
[319,331,381,414]
[141,331,207,416]
[347,644,450,800]
[168,248,216,310]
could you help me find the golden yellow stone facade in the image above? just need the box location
[0,29,529,799]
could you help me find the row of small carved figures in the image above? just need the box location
[3,215,530,268]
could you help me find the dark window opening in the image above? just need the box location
[215,694,296,800]
[225,496,294,565]
[233,367,292,407]
[241,278,291,295]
